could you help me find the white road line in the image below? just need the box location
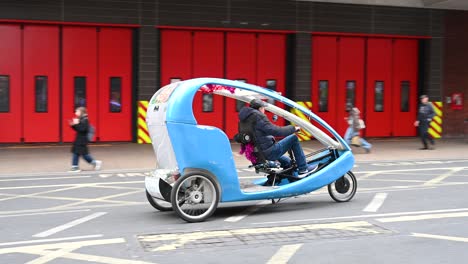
[33,212,107,238]
[412,233,468,243]
[225,200,270,222]
[0,209,90,218]
[0,181,144,190]
[0,176,92,182]
[363,193,388,212]
[424,167,464,185]
[266,244,303,264]
[0,234,103,247]
[252,207,468,225]
[377,211,468,223]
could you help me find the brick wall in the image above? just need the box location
[443,11,468,138]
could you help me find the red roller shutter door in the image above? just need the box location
[0,25,22,143]
[336,37,365,136]
[23,25,60,142]
[98,28,132,141]
[160,30,192,86]
[257,33,286,126]
[225,32,256,139]
[192,31,224,129]
[365,38,392,137]
[392,39,418,136]
[62,26,98,142]
[312,36,338,130]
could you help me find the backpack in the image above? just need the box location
[87,124,95,141]
[234,114,257,144]
[234,114,266,164]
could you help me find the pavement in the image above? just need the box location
[0,137,467,175]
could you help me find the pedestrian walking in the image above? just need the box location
[345,107,372,153]
[69,107,102,172]
[414,95,436,150]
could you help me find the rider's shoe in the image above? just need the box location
[297,164,319,178]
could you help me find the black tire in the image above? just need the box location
[171,171,219,223]
[328,171,357,202]
[146,190,172,212]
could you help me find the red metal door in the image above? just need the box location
[392,39,418,136]
[98,27,132,141]
[0,25,22,143]
[192,31,224,129]
[225,32,256,139]
[257,33,286,127]
[366,38,392,137]
[336,37,365,136]
[311,36,338,130]
[62,26,98,142]
[23,25,60,142]
[160,30,192,86]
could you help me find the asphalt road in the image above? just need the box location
[1,158,467,264]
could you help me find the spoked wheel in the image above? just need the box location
[146,190,172,211]
[328,171,357,202]
[171,172,219,223]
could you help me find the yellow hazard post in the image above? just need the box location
[290,101,313,141]
[428,102,443,139]
[137,101,151,144]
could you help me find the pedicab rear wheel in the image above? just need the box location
[146,190,172,212]
[171,171,219,223]
[328,171,357,202]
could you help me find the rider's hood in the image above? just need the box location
[239,107,259,121]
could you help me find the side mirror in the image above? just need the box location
[272,115,278,122]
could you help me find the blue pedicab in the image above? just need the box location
[145,78,357,222]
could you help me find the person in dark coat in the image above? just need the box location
[69,107,102,172]
[414,95,436,150]
[238,99,317,177]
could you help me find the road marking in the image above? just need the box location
[0,237,155,264]
[363,193,388,212]
[33,212,107,238]
[0,180,144,190]
[376,211,468,223]
[225,200,270,222]
[424,167,464,185]
[140,221,378,252]
[412,233,468,243]
[0,176,91,182]
[0,209,90,218]
[252,207,468,225]
[0,234,103,247]
[267,244,303,264]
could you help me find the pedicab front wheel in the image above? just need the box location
[328,171,357,202]
[171,171,219,223]
[146,190,172,212]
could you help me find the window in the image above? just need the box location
[346,81,356,111]
[74,77,86,109]
[202,94,213,112]
[35,76,48,113]
[0,75,9,112]
[170,78,181,83]
[400,81,410,112]
[236,79,246,112]
[110,77,122,113]
[374,81,384,112]
[266,79,277,104]
[319,80,329,112]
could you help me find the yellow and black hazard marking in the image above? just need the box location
[429,102,443,139]
[290,101,313,141]
[137,101,151,144]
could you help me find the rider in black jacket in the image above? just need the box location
[238,99,316,176]
[414,95,436,150]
